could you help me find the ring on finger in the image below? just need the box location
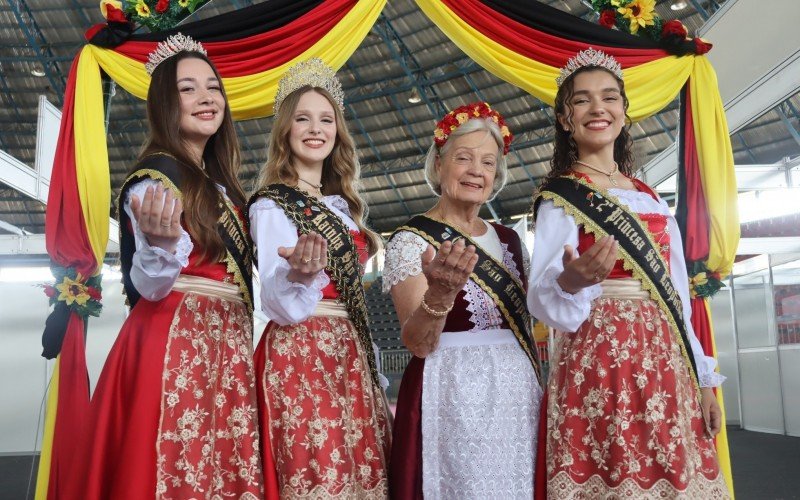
[302,257,312,264]
[593,272,602,282]
[312,257,321,261]
[160,222,172,227]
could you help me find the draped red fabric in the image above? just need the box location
[111,0,355,77]
[680,87,711,261]
[441,0,669,67]
[49,317,90,500]
[690,297,714,358]
[43,54,93,500]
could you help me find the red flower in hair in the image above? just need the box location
[156,0,170,13]
[433,102,513,154]
[599,9,617,28]
[661,19,688,39]
[693,37,712,55]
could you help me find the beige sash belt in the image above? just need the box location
[172,274,243,303]
[312,299,350,319]
[600,278,650,300]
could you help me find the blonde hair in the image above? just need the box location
[254,87,381,255]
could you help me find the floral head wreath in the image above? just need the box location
[556,48,623,87]
[145,32,207,76]
[433,102,513,155]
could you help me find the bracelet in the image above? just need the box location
[420,295,453,318]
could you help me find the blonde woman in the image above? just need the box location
[248,59,389,499]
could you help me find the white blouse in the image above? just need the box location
[122,179,194,302]
[382,220,528,332]
[249,195,357,326]
[527,187,725,388]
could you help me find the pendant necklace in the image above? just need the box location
[575,160,619,187]
[297,177,323,197]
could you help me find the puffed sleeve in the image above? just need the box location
[249,197,330,326]
[123,179,193,302]
[381,230,429,294]
[666,212,726,387]
[527,200,602,332]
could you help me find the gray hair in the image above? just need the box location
[423,117,508,201]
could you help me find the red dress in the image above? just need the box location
[255,230,390,499]
[68,239,263,499]
[544,175,728,498]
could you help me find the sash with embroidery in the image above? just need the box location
[392,215,541,377]
[534,175,699,387]
[117,153,253,310]
[247,183,380,388]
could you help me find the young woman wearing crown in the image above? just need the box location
[247,58,390,499]
[528,48,730,498]
[66,34,263,499]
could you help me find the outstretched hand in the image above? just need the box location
[280,232,328,286]
[421,238,479,304]
[130,183,183,254]
[556,235,618,294]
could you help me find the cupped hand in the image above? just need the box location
[130,183,183,253]
[556,235,618,294]
[280,232,328,285]
[421,238,479,304]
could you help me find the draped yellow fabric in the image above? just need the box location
[34,360,60,500]
[75,48,111,270]
[86,0,385,120]
[689,58,739,277]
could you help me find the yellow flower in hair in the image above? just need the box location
[99,0,122,18]
[135,0,151,17]
[449,125,457,131]
[501,125,510,137]
[56,276,91,306]
[618,0,655,34]
[455,112,469,124]
[178,0,190,7]
[492,115,499,123]
[434,128,445,139]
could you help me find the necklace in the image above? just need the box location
[575,160,619,187]
[430,206,478,237]
[297,177,323,196]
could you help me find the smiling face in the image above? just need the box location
[558,69,625,154]
[287,90,337,171]
[176,57,225,153]
[436,130,499,205]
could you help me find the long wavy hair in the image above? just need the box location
[544,66,635,187]
[253,86,381,256]
[138,51,245,263]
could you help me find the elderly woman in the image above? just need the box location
[383,102,543,499]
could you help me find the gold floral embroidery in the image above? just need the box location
[546,297,729,499]
[263,316,389,499]
[156,293,263,499]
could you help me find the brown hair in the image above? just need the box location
[138,51,245,263]
[253,87,381,255]
[544,66,635,186]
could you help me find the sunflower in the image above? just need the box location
[135,0,151,17]
[178,0,190,7]
[617,0,656,34]
[56,276,91,306]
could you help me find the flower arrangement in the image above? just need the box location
[687,260,724,298]
[41,266,103,318]
[99,0,210,32]
[434,102,513,155]
[592,0,678,41]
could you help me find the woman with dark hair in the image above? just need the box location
[69,34,262,499]
[248,58,389,498]
[528,48,729,498]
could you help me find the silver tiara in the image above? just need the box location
[145,33,207,76]
[274,58,345,116]
[556,48,623,87]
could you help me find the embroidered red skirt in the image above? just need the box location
[546,292,729,499]
[71,290,263,499]
[255,314,390,499]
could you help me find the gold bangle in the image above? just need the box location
[420,295,452,318]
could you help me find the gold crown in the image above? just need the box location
[145,33,207,76]
[556,48,623,87]
[274,58,345,116]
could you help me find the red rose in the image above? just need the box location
[156,0,169,13]
[105,4,128,23]
[43,285,56,298]
[693,37,712,55]
[661,19,688,39]
[87,287,102,301]
[599,9,616,29]
[304,208,312,216]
